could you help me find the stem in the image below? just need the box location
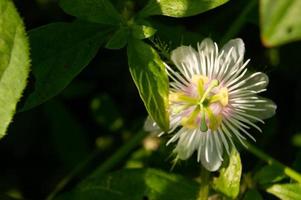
[198,167,210,200]
[46,130,146,200]
[221,0,257,44]
[246,141,301,183]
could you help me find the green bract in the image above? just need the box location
[0,0,30,139]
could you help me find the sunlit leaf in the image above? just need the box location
[212,148,242,199]
[254,164,286,185]
[127,39,169,131]
[22,21,111,111]
[266,183,301,200]
[260,0,301,46]
[56,168,199,200]
[139,0,230,18]
[59,0,123,25]
[0,0,30,139]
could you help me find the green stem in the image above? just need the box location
[46,130,146,200]
[198,167,210,200]
[221,0,257,44]
[246,141,301,183]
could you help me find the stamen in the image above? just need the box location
[181,106,200,128]
[206,107,222,131]
[170,92,198,104]
[199,79,219,104]
[209,87,229,106]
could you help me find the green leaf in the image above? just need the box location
[105,21,157,49]
[127,39,169,131]
[21,21,111,111]
[254,164,286,185]
[266,183,301,200]
[131,24,157,39]
[59,0,123,25]
[243,189,263,200]
[139,0,230,18]
[56,168,199,200]
[212,148,242,199]
[105,27,129,49]
[260,0,301,46]
[0,0,30,139]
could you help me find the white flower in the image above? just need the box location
[144,38,276,171]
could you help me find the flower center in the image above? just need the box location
[170,75,229,131]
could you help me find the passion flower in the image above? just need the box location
[145,38,276,171]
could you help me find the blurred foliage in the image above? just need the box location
[0,0,301,199]
[260,0,301,46]
[266,183,301,200]
[56,168,199,200]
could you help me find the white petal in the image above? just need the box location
[174,129,199,160]
[217,39,245,81]
[229,72,269,93]
[244,72,269,91]
[170,46,199,77]
[144,116,160,132]
[198,38,215,52]
[221,38,245,63]
[200,133,223,171]
[244,97,277,120]
[197,38,217,78]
